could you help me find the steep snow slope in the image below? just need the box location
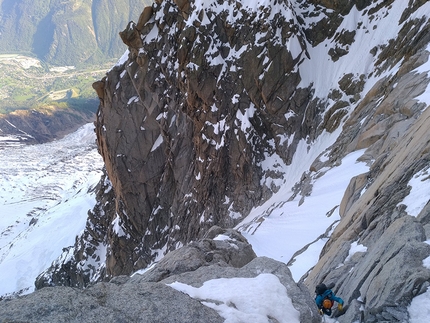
[294,1,411,96]
[238,0,430,269]
[238,149,369,280]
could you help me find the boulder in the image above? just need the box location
[140,226,258,282]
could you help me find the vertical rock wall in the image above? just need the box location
[38,0,329,285]
[91,0,324,278]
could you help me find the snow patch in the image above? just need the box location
[409,286,430,323]
[345,241,368,262]
[127,96,139,105]
[112,214,127,237]
[397,168,430,217]
[167,273,300,323]
[151,134,163,152]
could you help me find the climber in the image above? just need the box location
[315,283,344,316]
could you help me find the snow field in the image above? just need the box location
[0,124,103,296]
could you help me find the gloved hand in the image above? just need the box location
[319,309,324,315]
[338,304,343,311]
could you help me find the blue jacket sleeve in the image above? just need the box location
[330,294,344,305]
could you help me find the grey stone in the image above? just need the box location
[0,283,223,323]
[304,45,430,322]
[1,235,319,323]
[139,227,257,283]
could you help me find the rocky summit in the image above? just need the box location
[32,0,430,322]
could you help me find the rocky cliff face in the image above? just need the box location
[36,0,430,321]
[0,106,96,144]
[301,53,430,322]
[87,0,324,279]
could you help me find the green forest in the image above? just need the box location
[0,0,151,115]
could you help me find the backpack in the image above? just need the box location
[315,283,327,295]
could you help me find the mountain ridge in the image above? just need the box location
[24,0,430,322]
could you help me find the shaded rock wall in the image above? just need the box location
[76,0,328,282]
[36,0,332,288]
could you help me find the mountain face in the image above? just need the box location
[0,0,151,66]
[35,0,430,322]
[0,106,96,144]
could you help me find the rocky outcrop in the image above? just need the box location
[303,76,430,321]
[41,0,329,284]
[0,106,96,144]
[5,229,320,323]
[140,226,258,282]
[296,24,430,323]
[1,283,223,323]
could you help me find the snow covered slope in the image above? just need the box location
[238,0,430,280]
[0,124,103,296]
